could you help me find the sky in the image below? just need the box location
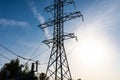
[0,0,120,80]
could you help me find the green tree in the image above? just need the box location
[0,58,33,80]
[0,58,21,79]
[0,58,47,80]
[39,73,47,80]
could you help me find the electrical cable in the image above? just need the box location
[25,42,42,64]
[66,19,87,56]
[29,42,42,59]
[22,38,45,57]
[8,31,26,48]
[32,48,50,59]
[23,42,50,66]
[0,64,3,66]
[23,35,48,64]
[0,53,11,60]
[0,43,35,62]
[31,43,77,66]
[0,31,26,55]
[25,47,50,66]
[39,62,48,65]
[67,42,78,56]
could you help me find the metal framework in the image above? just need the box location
[39,0,83,80]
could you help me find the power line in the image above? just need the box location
[0,42,49,66]
[24,42,43,64]
[22,38,45,57]
[25,47,50,65]
[67,42,78,56]
[39,62,48,65]
[0,63,3,66]
[0,53,11,60]
[17,41,49,65]
[29,42,42,59]
[32,48,50,59]
[0,43,35,62]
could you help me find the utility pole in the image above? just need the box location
[39,0,83,80]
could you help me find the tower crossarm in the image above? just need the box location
[63,11,83,22]
[38,18,54,29]
[38,11,83,29]
[42,33,77,47]
[63,33,78,41]
[42,39,54,47]
[45,0,74,12]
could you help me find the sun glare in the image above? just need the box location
[68,29,116,80]
[72,29,115,69]
[78,36,108,67]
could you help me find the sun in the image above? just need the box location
[78,36,106,66]
[68,30,117,80]
[71,32,114,69]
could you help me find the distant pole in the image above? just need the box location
[31,63,35,72]
[36,61,38,72]
[39,0,83,80]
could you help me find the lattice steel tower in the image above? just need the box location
[39,0,83,80]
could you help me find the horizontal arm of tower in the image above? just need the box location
[38,11,83,29]
[42,39,53,47]
[63,11,83,22]
[45,0,74,12]
[63,33,78,41]
[38,19,54,29]
[42,33,77,47]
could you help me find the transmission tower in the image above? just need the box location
[39,0,83,80]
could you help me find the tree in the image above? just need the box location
[0,58,47,80]
[39,73,47,80]
[0,58,21,80]
[0,58,33,80]
[77,78,81,80]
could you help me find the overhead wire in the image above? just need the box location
[0,32,35,61]
[0,31,26,55]
[8,31,26,48]
[25,47,50,66]
[0,64,3,66]
[39,62,48,65]
[0,43,35,62]
[0,53,11,67]
[67,42,78,56]
[25,42,43,64]
[66,19,86,56]
[32,48,50,59]
[23,33,50,65]
[22,37,45,57]
[29,42,42,59]
[0,53,11,60]
[0,29,44,65]
[31,40,78,65]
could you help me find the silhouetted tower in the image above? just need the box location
[39,0,83,80]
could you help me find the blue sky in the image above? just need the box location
[0,0,120,80]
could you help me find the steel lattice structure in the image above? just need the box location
[39,0,83,80]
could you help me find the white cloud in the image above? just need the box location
[28,0,51,38]
[0,18,30,28]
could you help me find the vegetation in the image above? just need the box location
[0,58,81,80]
[0,58,46,80]
[39,73,47,80]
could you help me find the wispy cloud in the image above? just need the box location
[0,18,30,28]
[28,0,51,38]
